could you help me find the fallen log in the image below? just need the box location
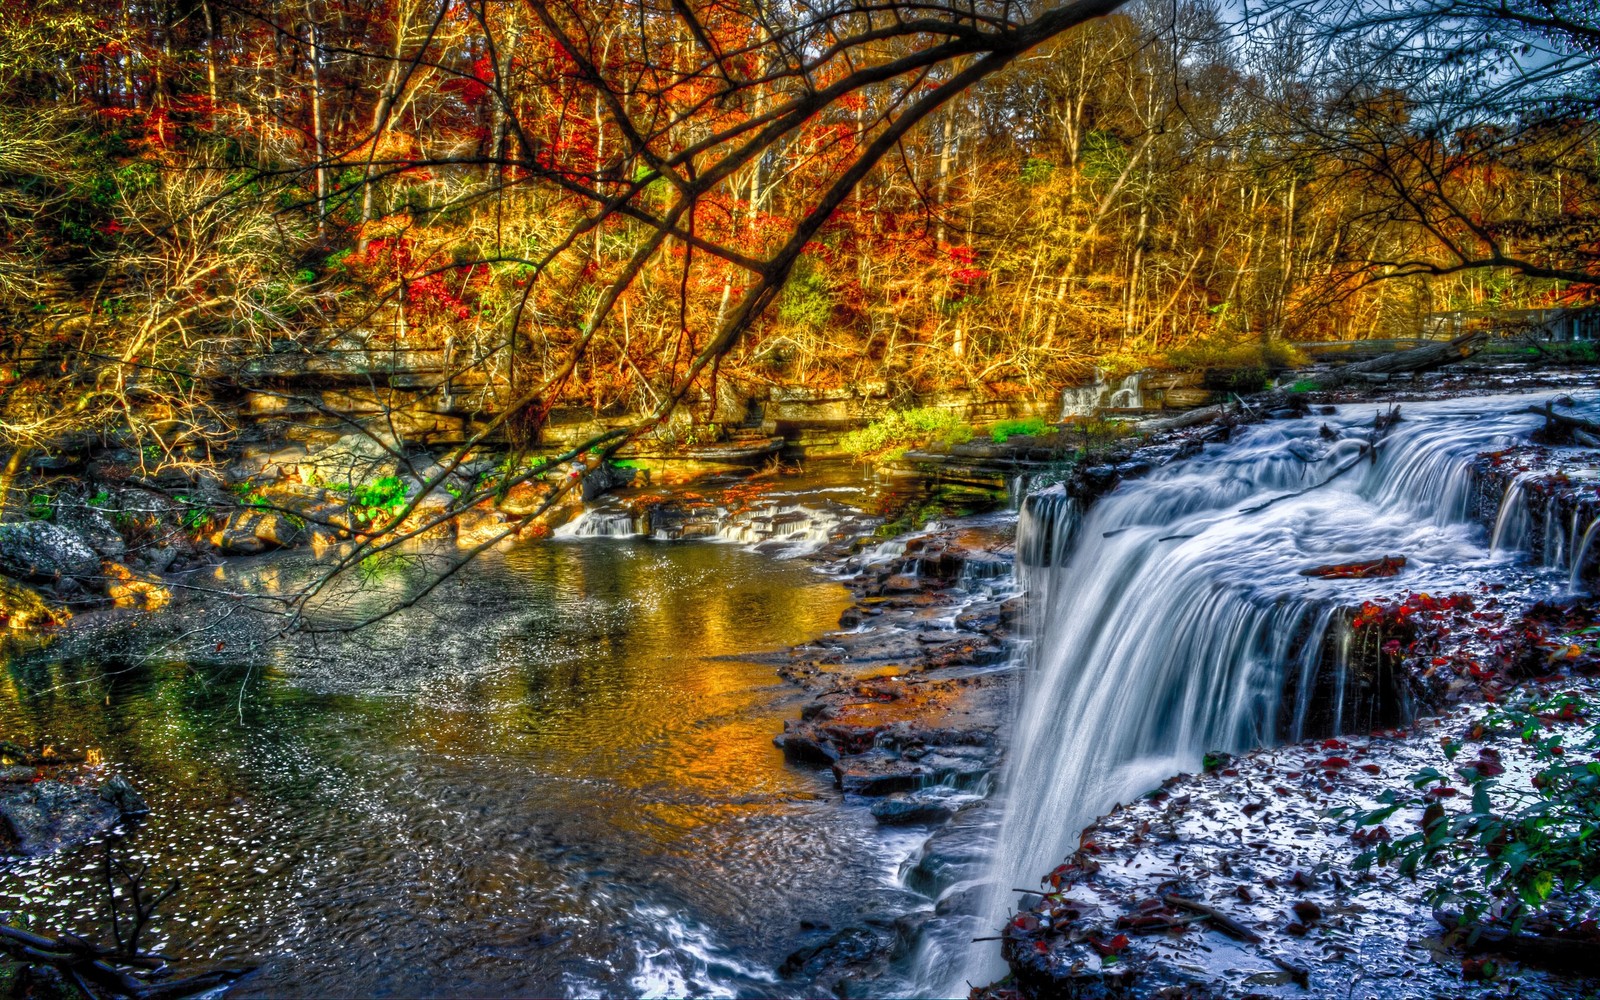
[1300,556,1407,579]
[1526,400,1600,447]
[1140,401,1238,434]
[1435,908,1600,973]
[1318,330,1488,386]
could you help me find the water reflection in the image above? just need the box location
[0,539,924,997]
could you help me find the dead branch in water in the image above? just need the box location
[1318,331,1489,386]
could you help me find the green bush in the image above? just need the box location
[1338,682,1600,935]
[840,407,973,462]
[353,476,408,518]
[990,417,1051,443]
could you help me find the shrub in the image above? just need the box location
[353,476,408,517]
[990,417,1051,443]
[840,407,973,462]
[1158,334,1306,373]
[1338,682,1600,935]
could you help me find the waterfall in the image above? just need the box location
[1106,372,1144,409]
[555,507,645,538]
[1059,377,1110,418]
[1489,474,1533,554]
[937,393,1592,993]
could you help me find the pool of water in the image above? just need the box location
[0,537,933,996]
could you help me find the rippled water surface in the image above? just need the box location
[0,538,934,996]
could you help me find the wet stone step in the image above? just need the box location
[831,746,995,796]
[870,786,969,825]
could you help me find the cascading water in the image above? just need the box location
[1106,372,1144,409]
[933,392,1598,993]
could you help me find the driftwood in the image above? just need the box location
[1319,330,1489,386]
[0,923,252,999]
[1240,405,1401,515]
[1140,401,1239,434]
[1526,400,1600,448]
[1300,555,1407,579]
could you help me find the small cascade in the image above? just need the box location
[716,500,862,555]
[935,392,1597,993]
[554,506,645,538]
[1477,463,1600,589]
[1106,372,1144,409]
[1545,499,1571,571]
[1013,488,1079,569]
[1059,377,1110,418]
[1490,475,1534,554]
[1571,518,1600,594]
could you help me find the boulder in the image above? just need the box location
[831,746,994,795]
[208,509,307,554]
[0,576,68,630]
[455,508,511,549]
[300,432,398,487]
[871,788,961,826]
[580,462,636,501]
[133,544,180,574]
[54,500,126,560]
[98,775,148,817]
[0,780,120,856]
[779,926,891,983]
[0,521,100,587]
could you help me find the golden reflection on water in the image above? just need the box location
[0,537,862,996]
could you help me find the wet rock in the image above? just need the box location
[455,508,512,549]
[870,788,961,825]
[906,815,996,897]
[0,780,119,856]
[134,544,181,574]
[881,574,924,594]
[774,728,841,764]
[580,462,635,501]
[0,521,100,587]
[54,501,126,560]
[98,775,148,817]
[779,925,891,984]
[831,746,993,796]
[0,576,68,630]
[209,508,306,554]
[300,432,399,486]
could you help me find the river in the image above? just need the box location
[0,525,942,996]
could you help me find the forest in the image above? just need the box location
[1,0,1594,481]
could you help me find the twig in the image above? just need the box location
[1162,893,1263,943]
[1270,953,1312,987]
